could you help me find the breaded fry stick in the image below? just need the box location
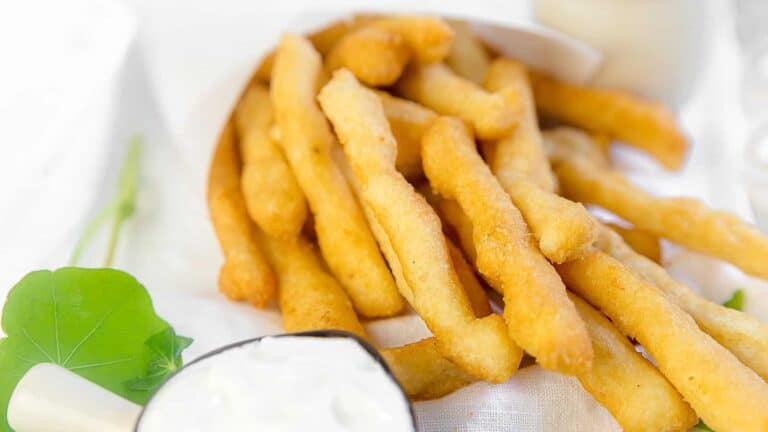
[271,35,402,317]
[257,227,475,400]
[207,119,276,307]
[376,90,437,179]
[596,224,768,382]
[482,59,597,263]
[381,338,477,401]
[557,251,768,432]
[543,126,611,168]
[483,58,556,192]
[325,27,410,86]
[256,229,367,338]
[568,293,697,432]
[234,84,307,239]
[422,117,592,374]
[606,223,661,263]
[319,69,520,382]
[396,62,518,140]
[370,15,454,64]
[253,19,360,83]
[446,238,491,317]
[530,71,688,169]
[445,20,490,84]
[551,145,768,279]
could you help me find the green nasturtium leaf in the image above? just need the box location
[722,289,745,311]
[0,267,184,431]
[126,327,193,394]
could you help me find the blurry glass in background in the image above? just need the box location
[734,0,768,231]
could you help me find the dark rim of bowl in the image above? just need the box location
[134,329,417,431]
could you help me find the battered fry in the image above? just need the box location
[325,27,410,86]
[422,116,592,375]
[596,223,768,382]
[482,59,597,263]
[319,69,521,382]
[207,118,276,307]
[376,90,437,179]
[557,251,768,432]
[551,146,768,279]
[234,84,307,239]
[569,293,697,432]
[445,19,490,84]
[531,70,688,170]
[271,34,402,317]
[396,62,518,140]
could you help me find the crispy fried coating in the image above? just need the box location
[207,119,276,307]
[568,293,697,432]
[271,34,402,317]
[596,224,768,382]
[530,71,687,169]
[446,238,491,318]
[381,338,478,400]
[325,27,411,86]
[557,251,768,432]
[256,229,367,339]
[605,223,661,263]
[396,62,518,140]
[319,69,521,383]
[543,126,611,168]
[551,142,768,279]
[234,84,307,239]
[445,20,490,84]
[369,15,454,64]
[422,116,593,375]
[483,58,556,192]
[375,90,437,179]
[481,59,597,263]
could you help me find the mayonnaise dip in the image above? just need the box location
[138,336,414,432]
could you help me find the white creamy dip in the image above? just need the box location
[138,336,414,432]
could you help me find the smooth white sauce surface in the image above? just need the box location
[139,336,413,432]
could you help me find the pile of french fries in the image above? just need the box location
[207,14,768,432]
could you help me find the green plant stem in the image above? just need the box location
[68,136,142,267]
[69,204,116,266]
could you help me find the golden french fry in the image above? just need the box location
[445,20,490,84]
[376,90,437,179]
[530,70,688,170]
[271,35,402,317]
[483,58,556,192]
[569,293,697,432]
[543,126,611,168]
[234,84,307,239]
[590,131,613,162]
[551,145,768,279]
[422,117,592,375]
[256,229,367,338]
[207,119,276,307]
[557,251,768,432]
[370,15,454,64]
[606,223,661,263]
[253,19,360,83]
[596,224,768,382]
[480,60,597,263]
[381,338,477,401]
[396,62,518,140]
[325,27,410,86]
[446,238,491,318]
[319,69,521,383]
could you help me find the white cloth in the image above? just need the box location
[0,0,765,431]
